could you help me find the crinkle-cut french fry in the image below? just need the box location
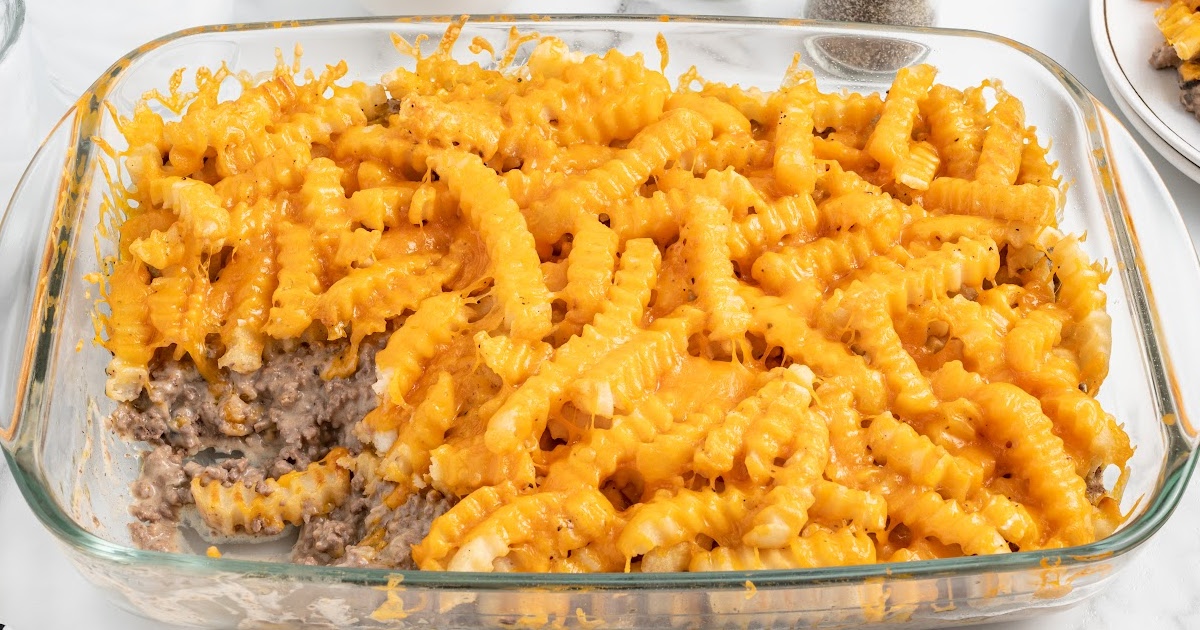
[527,108,713,247]
[264,221,322,339]
[373,292,471,406]
[191,447,352,537]
[885,483,1009,556]
[1043,232,1111,395]
[1158,1,1200,60]
[1039,388,1133,476]
[431,150,553,343]
[921,84,984,180]
[683,196,751,341]
[740,372,826,548]
[568,306,703,418]
[1004,307,1065,374]
[103,260,155,401]
[866,413,984,502]
[390,94,504,160]
[216,198,281,375]
[150,176,230,253]
[866,64,937,183]
[413,482,520,570]
[377,372,457,499]
[971,382,1094,547]
[974,91,1026,185]
[893,140,940,191]
[810,481,887,533]
[666,91,752,137]
[923,177,1060,226]
[484,238,659,455]
[694,366,812,482]
[691,527,875,571]
[773,79,819,196]
[618,486,753,559]
[560,217,620,337]
[474,333,552,388]
[444,487,619,572]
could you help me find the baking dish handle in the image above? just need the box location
[0,107,78,451]
[1097,103,1200,464]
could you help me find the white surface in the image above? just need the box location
[1094,0,1200,184]
[2,1,1200,628]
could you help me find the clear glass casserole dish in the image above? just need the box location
[3,15,1200,629]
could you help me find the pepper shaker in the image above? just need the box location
[805,0,938,28]
[804,0,938,75]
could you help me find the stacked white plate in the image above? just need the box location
[1093,0,1200,182]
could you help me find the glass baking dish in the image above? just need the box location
[3,14,1200,629]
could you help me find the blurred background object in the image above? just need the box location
[0,0,20,60]
[0,0,35,216]
[357,0,512,15]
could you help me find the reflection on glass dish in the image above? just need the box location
[803,0,935,77]
[806,33,930,76]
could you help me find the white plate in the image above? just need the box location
[1092,0,1200,183]
[1112,87,1200,181]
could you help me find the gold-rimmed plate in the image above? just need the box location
[1093,0,1200,183]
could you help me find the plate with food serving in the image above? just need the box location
[1093,0,1200,181]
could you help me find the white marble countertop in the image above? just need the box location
[1,0,1199,628]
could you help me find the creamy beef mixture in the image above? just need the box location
[111,339,453,567]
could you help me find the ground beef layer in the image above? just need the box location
[112,339,450,566]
